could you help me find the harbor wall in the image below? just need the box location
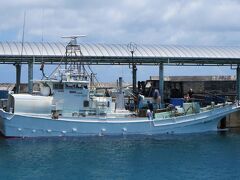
[226,110,240,128]
[146,76,236,100]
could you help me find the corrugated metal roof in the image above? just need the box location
[0,42,66,56]
[0,42,240,64]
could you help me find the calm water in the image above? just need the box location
[0,131,240,180]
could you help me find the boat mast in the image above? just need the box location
[63,35,86,78]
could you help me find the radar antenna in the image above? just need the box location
[62,35,86,46]
[62,35,86,57]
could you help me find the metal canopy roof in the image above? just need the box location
[1,41,240,65]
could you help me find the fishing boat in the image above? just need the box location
[0,38,239,137]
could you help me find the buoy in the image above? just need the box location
[32,129,36,133]
[99,128,106,136]
[122,128,127,132]
[18,128,22,131]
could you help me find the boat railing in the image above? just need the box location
[153,101,231,123]
[152,103,234,127]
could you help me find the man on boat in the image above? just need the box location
[138,93,145,110]
[146,109,153,120]
[105,89,110,97]
[147,101,154,112]
[188,88,194,98]
[153,89,161,109]
[147,101,154,119]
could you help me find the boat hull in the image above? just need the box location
[0,105,239,137]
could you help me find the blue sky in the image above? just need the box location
[0,0,240,82]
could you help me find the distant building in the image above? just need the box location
[139,76,236,103]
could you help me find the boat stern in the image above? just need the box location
[0,109,15,137]
[0,109,7,136]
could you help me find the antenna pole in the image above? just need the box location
[21,11,26,57]
[127,42,137,95]
[16,11,26,94]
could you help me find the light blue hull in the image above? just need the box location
[0,105,239,137]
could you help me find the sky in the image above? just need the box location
[0,0,240,83]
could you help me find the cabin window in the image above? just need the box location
[77,84,83,89]
[83,100,89,107]
[66,83,85,89]
[53,83,64,89]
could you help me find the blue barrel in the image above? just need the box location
[204,96,213,104]
[0,90,8,99]
[170,98,184,107]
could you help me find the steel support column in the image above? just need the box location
[28,58,34,94]
[15,64,21,94]
[237,65,240,101]
[159,63,164,105]
[132,64,137,94]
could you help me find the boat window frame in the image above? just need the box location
[53,82,64,90]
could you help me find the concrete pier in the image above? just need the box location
[28,59,34,94]
[237,66,240,101]
[159,63,164,104]
[226,111,240,128]
[15,64,21,94]
[132,64,137,94]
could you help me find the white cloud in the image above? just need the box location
[1,0,240,45]
[0,0,240,82]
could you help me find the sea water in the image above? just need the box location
[0,131,240,180]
